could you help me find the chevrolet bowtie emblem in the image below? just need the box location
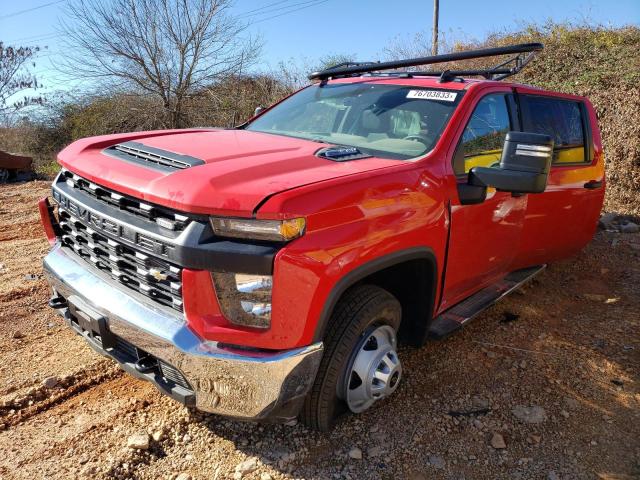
[149,268,168,281]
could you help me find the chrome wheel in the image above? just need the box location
[341,324,402,413]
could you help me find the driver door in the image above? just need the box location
[439,91,527,312]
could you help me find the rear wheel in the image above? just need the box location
[0,169,9,183]
[300,284,402,431]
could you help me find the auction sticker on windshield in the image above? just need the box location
[406,90,457,101]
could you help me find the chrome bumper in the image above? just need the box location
[43,244,323,421]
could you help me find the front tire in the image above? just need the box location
[300,284,402,431]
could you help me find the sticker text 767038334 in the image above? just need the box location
[406,90,457,102]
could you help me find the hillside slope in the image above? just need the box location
[459,24,640,215]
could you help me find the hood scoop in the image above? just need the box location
[317,146,372,162]
[104,141,205,172]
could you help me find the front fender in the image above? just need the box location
[267,165,449,347]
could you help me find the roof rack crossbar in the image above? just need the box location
[492,50,538,81]
[323,61,379,71]
[308,42,543,81]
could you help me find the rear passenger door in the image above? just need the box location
[515,93,605,265]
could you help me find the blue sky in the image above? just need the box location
[1,0,639,96]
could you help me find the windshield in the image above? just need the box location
[246,83,462,160]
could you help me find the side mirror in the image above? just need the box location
[254,106,266,116]
[469,132,554,194]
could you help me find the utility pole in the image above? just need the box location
[432,0,439,56]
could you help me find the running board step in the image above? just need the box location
[429,265,546,339]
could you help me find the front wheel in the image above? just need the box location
[300,284,402,431]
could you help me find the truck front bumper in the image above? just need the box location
[43,244,323,422]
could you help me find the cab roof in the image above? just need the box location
[320,75,483,91]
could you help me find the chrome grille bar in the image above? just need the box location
[58,208,183,311]
[59,169,193,232]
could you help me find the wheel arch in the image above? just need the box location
[313,246,438,347]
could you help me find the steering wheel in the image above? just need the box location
[403,134,429,143]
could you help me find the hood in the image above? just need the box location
[57,129,399,215]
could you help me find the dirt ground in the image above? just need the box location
[0,180,638,480]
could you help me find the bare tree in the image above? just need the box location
[58,0,261,128]
[0,43,42,121]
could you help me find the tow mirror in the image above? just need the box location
[469,132,554,194]
[254,106,266,116]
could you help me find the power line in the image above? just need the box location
[249,0,328,24]
[2,32,62,45]
[0,0,67,20]
[238,0,293,16]
[3,0,330,53]
[244,0,327,18]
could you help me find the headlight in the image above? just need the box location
[210,217,305,242]
[211,273,272,329]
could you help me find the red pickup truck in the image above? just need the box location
[39,44,604,430]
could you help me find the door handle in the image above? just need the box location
[583,180,603,190]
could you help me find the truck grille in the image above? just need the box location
[59,169,194,231]
[57,208,183,311]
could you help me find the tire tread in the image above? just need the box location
[301,284,400,431]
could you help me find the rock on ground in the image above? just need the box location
[491,432,507,449]
[428,455,446,469]
[234,457,259,478]
[348,447,362,460]
[620,221,639,233]
[126,433,150,450]
[42,376,59,389]
[598,212,617,230]
[512,405,548,424]
[367,446,383,458]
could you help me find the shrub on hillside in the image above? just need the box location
[484,23,640,215]
[390,22,640,214]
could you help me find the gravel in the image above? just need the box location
[0,182,639,479]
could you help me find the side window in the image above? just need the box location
[521,96,587,164]
[454,94,511,175]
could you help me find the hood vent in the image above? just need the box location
[104,141,205,172]
[317,146,372,162]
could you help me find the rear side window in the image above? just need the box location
[521,96,588,164]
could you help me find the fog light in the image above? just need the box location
[211,273,272,328]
